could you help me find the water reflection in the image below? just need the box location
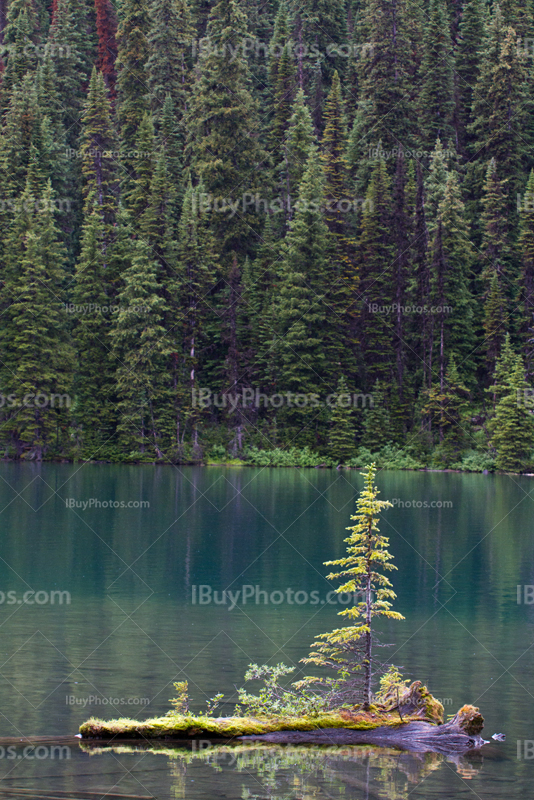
[80,741,483,800]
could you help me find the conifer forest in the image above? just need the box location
[2,0,534,472]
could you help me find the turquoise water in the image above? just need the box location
[0,463,532,798]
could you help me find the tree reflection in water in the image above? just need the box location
[81,741,482,800]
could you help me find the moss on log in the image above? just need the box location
[78,684,485,754]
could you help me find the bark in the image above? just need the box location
[241,705,486,755]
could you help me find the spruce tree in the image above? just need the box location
[71,199,118,453]
[269,0,296,148]
[116,0,150,191]
[146,0,194,122]
[289,0,347,93]
[490,352,534,471]
[0,0,39,106]
[469,24,533,219]
[80,67,118,226]
[422,355,470,464]
[519,169,534,378]
[329,376,356,463]
[347,0,417,190]
[483,271,509,374]
[0,182,73,459]
[357,157,395,385]
[186,0,265,263]
[110,238,174,457]
[432,172,476,384]
[274,151,331,443]
[279,88,318,223]
[418,0,455,150]
[456,0,486,154]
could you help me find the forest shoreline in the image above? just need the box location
[2,456,531,475]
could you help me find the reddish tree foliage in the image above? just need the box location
[94,0,117,97]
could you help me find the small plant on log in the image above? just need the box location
[167,681,191,715]
[301,463,404,709]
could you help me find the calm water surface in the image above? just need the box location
[0,463,532,799]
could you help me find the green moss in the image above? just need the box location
[79,710,426,740]
[419,685,444,724]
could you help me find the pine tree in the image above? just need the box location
[116,0,150,190]
[483,271,509,374]
[347,0,417,190]
[289,0,347,94]
[186,0,265,263]
[48,0,96,145]
[274,151,332,443]
[80,67,118,225]
[431,172,476,384]
[278,88,318,223]
[490,352,534,471]
[455,0,486,153]
[146,0,194,122]
[357,157,395,385]
[172,178,220,447]
[269,1,296,147]
[519,169,534,378]
[361,380,393,450]
[469,24,533,217]
[0,0,39,106]
[158,94,184,221]
[480,158,513,281]
[424,138,449,237]
[0,182,73,459]
[110,238,174,457]
[418,0,455,150]
[302,463,404,708]
[71,199,117,453]
[501,0,533,37]
[422,355,470,463]
[329,376,356,463]
[126,112,156,220]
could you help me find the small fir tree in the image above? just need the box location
[302,463,404,708]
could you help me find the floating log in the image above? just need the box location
[241,705,486,754]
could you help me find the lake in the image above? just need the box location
[0,463,532,799]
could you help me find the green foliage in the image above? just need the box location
[168,681,190,715]
[0,0,532,468]
[244,446,332,467]
[302,464,404,707]
[237,663,327,717]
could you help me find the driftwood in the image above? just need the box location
[240,705,487,754]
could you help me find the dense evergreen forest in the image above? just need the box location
[1,0,534,471]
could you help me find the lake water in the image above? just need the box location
[0,463,532,799]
